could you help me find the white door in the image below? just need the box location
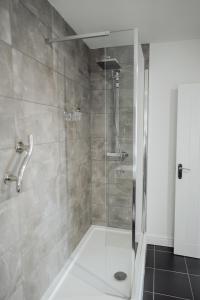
[174,83,200,258]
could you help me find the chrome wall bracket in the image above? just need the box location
[4,174,17,183]
[4,135,33,193]
[16,141,29,153]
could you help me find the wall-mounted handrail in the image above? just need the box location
[4,135,33,193]
[17,135,33,192]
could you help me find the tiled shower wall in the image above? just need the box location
[90,46,134,229]
[0,0,91,299]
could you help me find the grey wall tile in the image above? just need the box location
[53,41,78,79]
[92,161,106,183]
[109,206,132,229]
[65,138,90,164]
[76,113,90,140]
[91,182,106,206]
[91,138,106,161]
[20,0,52,28]
[0,41,13,97]
[91,113,105,138]
[16,101,59,144]
[89,48,105,72]
[0,97,20,149]
[91,182,106,225]
[0,245,22,300]
[0,199,20,256]
[22,247,59,300]
[25,142,60,188]
[0,0,11,44]
[11,0,53,68]
[9,284,24,300]
[21,213,62,277]
[107,161,133,184]
[108,195,131,208]
[118,138,133,162]
[119,109,133,139]
[119,89,133,110]
[91,89,113,114]
[0,148,18,203]
[90,71,112,90]
[0,0,92,299]
[55,73,66,108]
[52,8,73,38]
[108,180,133,199]
[0,96,59,149]
[120,65,133,89]
[92,203,106,225]
[106,46,133,65]
[12,49,56,106]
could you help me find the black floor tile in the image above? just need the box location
[144,267,154,292]
[154,293,184,299]
[155,245,173,253]
[147,244,155,250]
[186,257,200,275]
[155,251,187,273]
[155,269,192,299]
[143,291,153,300]
[190,275,200,299]
[146,250,154,268]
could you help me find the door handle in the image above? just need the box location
[178,163,191,179]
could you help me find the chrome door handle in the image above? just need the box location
[4,135,33,192]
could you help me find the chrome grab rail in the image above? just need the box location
[4,135,33,193]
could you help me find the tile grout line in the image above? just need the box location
[0,37,91,86]
[184,257,194,300]
[153,245,155,300]
[154,292,191,300]
[155,249,173,254]
[145,265,200,277]
[146,266,187,275]
[144,290,190,300]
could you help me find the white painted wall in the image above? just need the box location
[147,39,200,245]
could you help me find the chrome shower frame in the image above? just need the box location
[44,27,145,299]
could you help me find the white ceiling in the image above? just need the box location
[49,0,200,48]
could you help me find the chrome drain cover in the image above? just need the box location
[114,271,127,281]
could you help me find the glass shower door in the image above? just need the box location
[49,29,137,300]
[103,30,135,299]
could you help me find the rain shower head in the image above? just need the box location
[97,58,121,70]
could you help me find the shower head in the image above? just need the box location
[97,58,121,70]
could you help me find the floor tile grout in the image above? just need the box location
[155,249,174,253]
[153,245,155,300]
[144,290,190,300]
[184,257,194,300]
[146,265,200,277]
[145,245,199,300]
[154,292,191,300]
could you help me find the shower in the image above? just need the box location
[97,57,128,161]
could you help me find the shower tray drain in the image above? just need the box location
[114,271,127,281]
